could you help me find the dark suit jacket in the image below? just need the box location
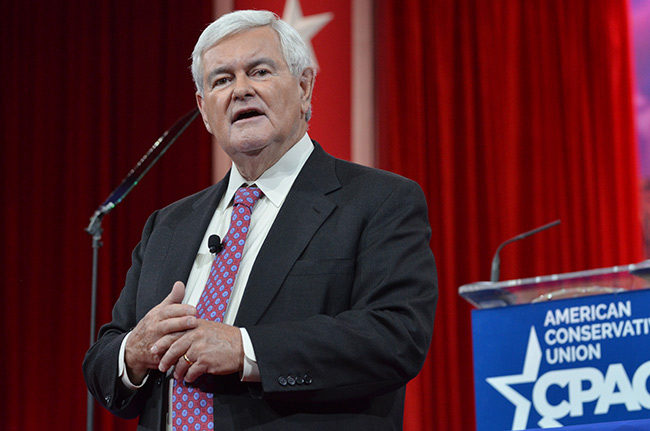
[83,142,438,430]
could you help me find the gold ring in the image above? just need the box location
[182,353,194,365]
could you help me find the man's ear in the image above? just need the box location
[299,67,315,116]
[196,92,213,134]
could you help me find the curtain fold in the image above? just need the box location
[1,2,212,430]
[375,1,644,430]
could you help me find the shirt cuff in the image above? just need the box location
[118,331,149,390]
[239,328,261,382]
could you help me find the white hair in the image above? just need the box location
[191,10,314,98]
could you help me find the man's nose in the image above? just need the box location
[232,74,254,100]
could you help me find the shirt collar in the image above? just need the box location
[220,133,314,210]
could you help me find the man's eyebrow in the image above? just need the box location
[246,57,279,70]
[205,57,280,84]
[206,67,229,85]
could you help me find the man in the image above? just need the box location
[84,10,437,431]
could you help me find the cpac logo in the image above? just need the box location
[487,326,650,429]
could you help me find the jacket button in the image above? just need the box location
[303,374,313,385]
[278,376,288,386]
[104,394,112,404]
[287,376,296,386]
[295,376,304,385]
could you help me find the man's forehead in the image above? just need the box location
[209,26,280,54]
[202,27,287,70]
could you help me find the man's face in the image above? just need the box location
[196,26,313,167]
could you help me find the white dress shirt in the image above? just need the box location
[117,133,314,427]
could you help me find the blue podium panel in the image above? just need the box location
[528,418,650,430]
[472,289,650,430]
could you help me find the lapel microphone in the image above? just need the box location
[208,234,223,254]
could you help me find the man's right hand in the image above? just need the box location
[124,281,197,384]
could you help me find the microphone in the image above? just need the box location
[208,235,223,254]
[490,220,561,282]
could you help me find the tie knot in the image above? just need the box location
[234,186,263,210]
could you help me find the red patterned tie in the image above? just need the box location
[172,185,263,431]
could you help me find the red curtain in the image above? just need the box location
[1,1,211,430]
[375,1,644,430]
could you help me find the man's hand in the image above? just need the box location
[124,281,197,384]
[156,320,244,383]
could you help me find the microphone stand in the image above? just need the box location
[84,108,200,431]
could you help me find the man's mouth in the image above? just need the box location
[233,109,264,123]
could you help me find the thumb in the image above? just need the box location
[163,281,186,305]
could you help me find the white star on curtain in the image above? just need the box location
[282,0,333,70]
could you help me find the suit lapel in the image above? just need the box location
[157,179,228,296]
[235,144,340,327]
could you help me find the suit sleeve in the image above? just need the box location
[246,177,438,402]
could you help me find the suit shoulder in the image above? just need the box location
[333,157,422,192]
[311,140,421,190]
[154,183,220,222]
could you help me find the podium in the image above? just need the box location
[459,260,650,430]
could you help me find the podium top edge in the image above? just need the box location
[458,259,650,309]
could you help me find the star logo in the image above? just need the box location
[486,326,542,430]
[281,0,333,69]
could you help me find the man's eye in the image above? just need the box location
[253,69,270,77]
[213,77,229,87]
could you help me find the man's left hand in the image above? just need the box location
[156,320,244,382]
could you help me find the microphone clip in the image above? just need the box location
[208,234,223,254]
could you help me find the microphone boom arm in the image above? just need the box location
[85,108,200,236]
[490,219,561,282]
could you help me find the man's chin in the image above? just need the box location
[237,139,271,155]
[222,136,272,159]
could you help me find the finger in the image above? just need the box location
[157,303,197,321]
[149,323,195,356]
[159,333,192,373]
[184,360,207,383]
[129,307,194,355]
[160,315,197,335]
[160,281,186,306]
[173,351,194,381]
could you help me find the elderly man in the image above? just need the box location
[84,9,437,431]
